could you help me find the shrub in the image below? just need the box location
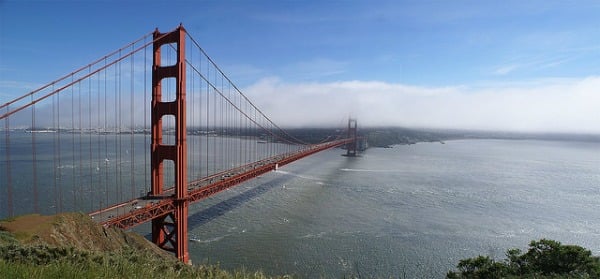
[447,239,600,279]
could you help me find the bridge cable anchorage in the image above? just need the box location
[1,23,359,263]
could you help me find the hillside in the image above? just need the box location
[0,213,288,279]
[0,213,169,256]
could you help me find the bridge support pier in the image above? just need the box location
[151,25,189,263]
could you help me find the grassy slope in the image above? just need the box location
[0,213,288,279]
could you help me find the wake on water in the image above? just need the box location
[339,168,397,172]
[274,170,323,182]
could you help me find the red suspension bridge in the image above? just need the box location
[0,25,359,263]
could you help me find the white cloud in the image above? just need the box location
[494,64,519,75]
[243,76,600,134]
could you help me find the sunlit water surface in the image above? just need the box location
[183,139,600,278]
[3,135,599,277]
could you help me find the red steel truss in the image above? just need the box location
[101,138,354,231]
[150,25,189,263]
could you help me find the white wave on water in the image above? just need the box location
[338,256,350,270]
[568,227,600,236]
[490,227,537,239]
[300,231,327,239]
[274,170,324,183]
[227,226,238,233]
[57,164,76,169]
[190,235,227,244]
[339,168,396,172]
[492,230,516,238]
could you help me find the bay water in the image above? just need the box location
[184,139,600,278]
[2,134,599,278]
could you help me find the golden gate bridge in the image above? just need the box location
[0,25,359,263]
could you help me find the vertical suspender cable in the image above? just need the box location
[4,106,13,217]
[207,52,210,176]
[193,44,198,180]
[224,77,228,168]
[197,48,201,178]
[246,101,250,164]
[57,82,63,212]
[78,81,83,211]
[205,58,209,177]
[97,66,103,211]
[244,98,247,164]
[212,80,218,172]
[228,82,233,167]
[113,58,118,207]
[130,44,135,200]
[236,86,240,166]
[220,75,223,171]
[189,40,194,181]
[88,65,93,212]
[244,99,247,164]
[254,107,257,162]
[212,67,216,173]
[232,84,236,166]
[116,51,121,208]
[199,48,204,178]
[70,74,76,211]
[71,75,76,211]
[52,88,58,213]
[31,95,38,213]
[104,58,109,211]
[144,39,149,194]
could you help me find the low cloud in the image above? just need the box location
[243,76,600,134]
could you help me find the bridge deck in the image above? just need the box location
[91,139,352,229]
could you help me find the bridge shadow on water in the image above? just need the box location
[187,153,360,229]
[143,173,298,239]
[143,153,361,239]
[186,173,296,229]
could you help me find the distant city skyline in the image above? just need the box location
[1,1,599,133]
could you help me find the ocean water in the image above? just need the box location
[183,139,600,278]
[0,132,293,216]
[2,135,600,278]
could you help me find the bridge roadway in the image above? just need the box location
[90,139,352,229]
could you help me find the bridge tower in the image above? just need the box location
[151,25,189,263]
[346,118,358,156]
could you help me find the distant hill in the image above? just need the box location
[282,127,453,147]
[285,127,600,148]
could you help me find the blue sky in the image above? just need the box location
[1,1,600,132]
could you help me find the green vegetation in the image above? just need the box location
[447,239,600,278]
[0,244,284,279]
[0,213,289,279]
